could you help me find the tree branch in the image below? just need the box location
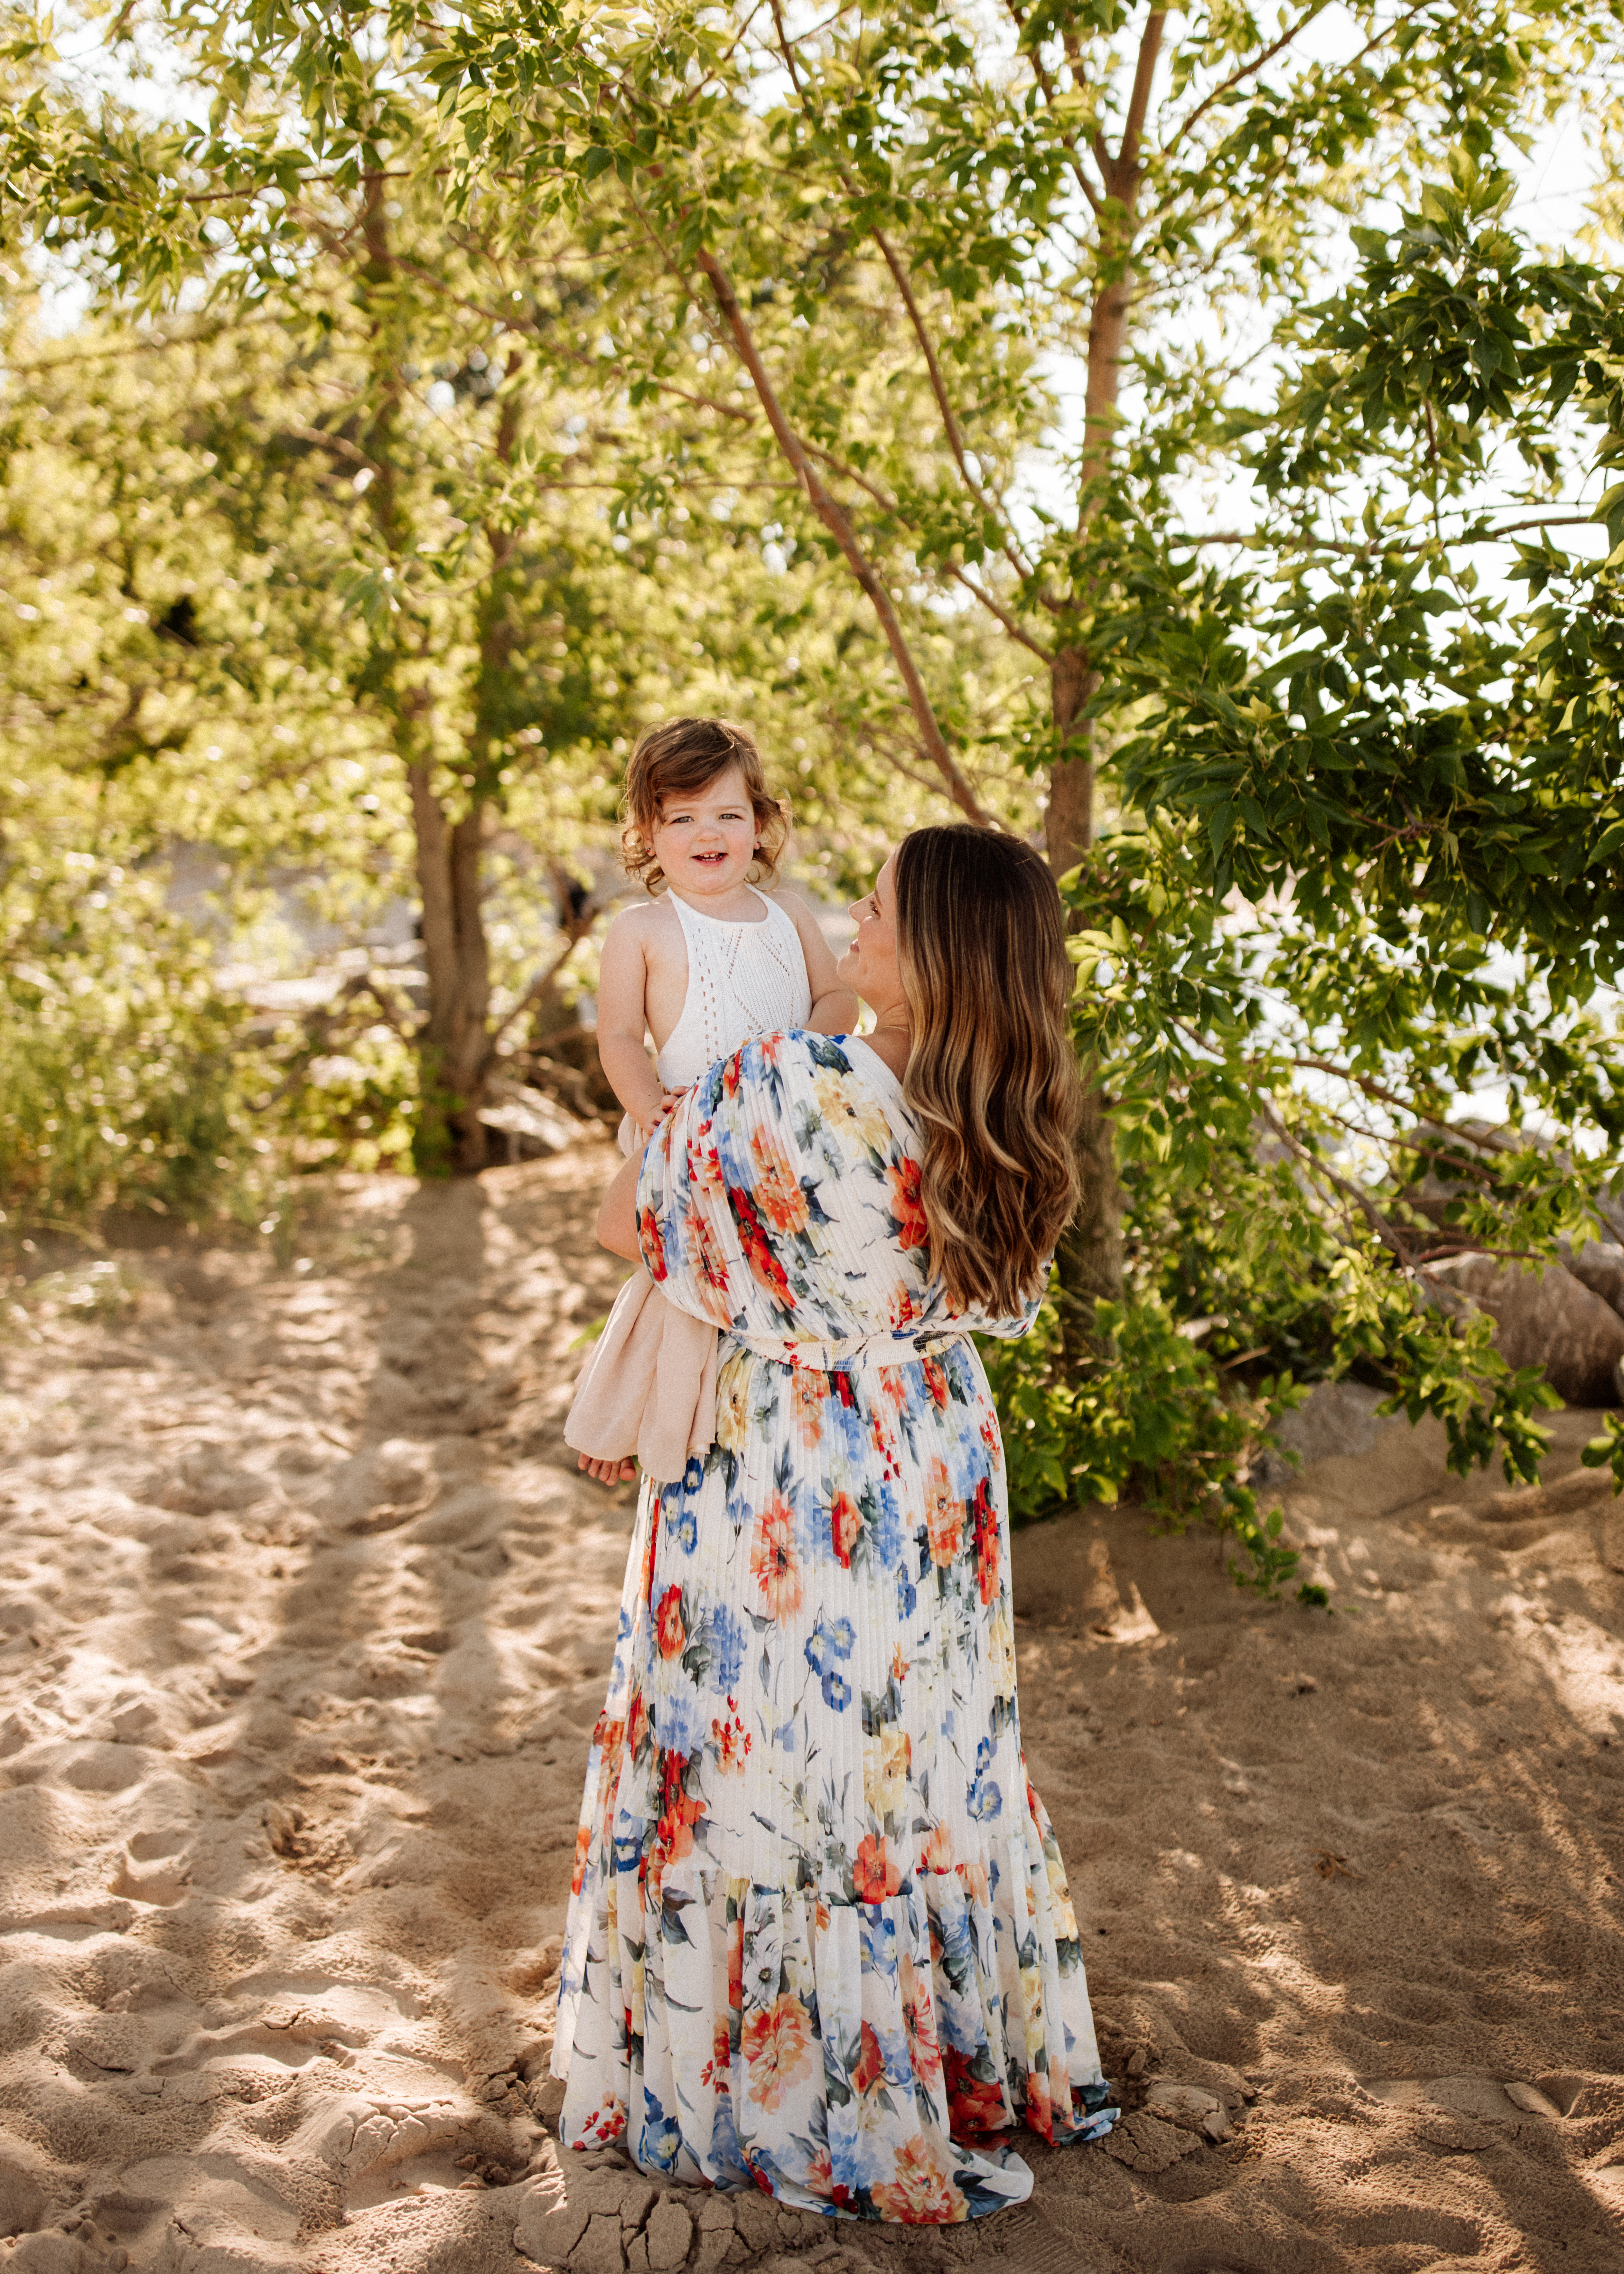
[869,226,1037,582]
[696,246,995,828]
[1115,9,1167,183]
[1162,0,1334,155]
[481,930,590,1069]
[1175,513,1602,555]
[280,423,387,476]
[764,0,1035,581]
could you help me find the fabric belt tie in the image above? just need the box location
[729,1326,965,1374]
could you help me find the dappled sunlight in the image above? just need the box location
[1003,1408,1624,2269]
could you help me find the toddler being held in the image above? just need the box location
[567,717,858,1487]
[594,716,856,1146]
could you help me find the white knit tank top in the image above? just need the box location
[655,886,812,1088]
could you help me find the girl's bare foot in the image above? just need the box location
[578,1453,638,1486]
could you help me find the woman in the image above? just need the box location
[553,826,1116,2222]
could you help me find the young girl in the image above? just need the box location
[567,716,857,1485]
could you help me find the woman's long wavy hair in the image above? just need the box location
[894,826,1083,1317]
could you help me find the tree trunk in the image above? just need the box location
[408,766,492,1174]
[1046,15,1165,1338]
[1050,641,1124,1343]
[1047,644,1097,878]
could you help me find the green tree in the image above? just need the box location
[1,1,1034,1174]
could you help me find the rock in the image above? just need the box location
[1256,1380,1387,1481]
[1503,2081,1563,2117]
[1564,1240,1624,1321]
[1424,1255,1624,1407]
[644,2200,692,2273]
[1101,2109,1201,2174]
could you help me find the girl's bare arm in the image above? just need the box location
[780,891,859,1034]
[596,1146,643,1260]
[595,912,666,1130]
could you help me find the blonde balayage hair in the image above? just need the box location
[894,826,1082,1318]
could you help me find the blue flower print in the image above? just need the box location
[821,1667,852,1711]
[861,1907,898,1980]
[709,1601,746,1691]
[642,2087,681,2172]
[805,1612,855,1678]
[656,1687,702,1758]
[968,1775,1002,1823]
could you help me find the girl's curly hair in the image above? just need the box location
[620,717,789,894]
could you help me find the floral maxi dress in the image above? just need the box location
[553,1032,1115,2221]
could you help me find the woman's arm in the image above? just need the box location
[596,1146,644,1260]
[780,889,859,1034]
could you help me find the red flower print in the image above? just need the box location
[945,2045,1010,2138]
[973,1476,1000,1605]
[727,1913,743,2012]
[731,1184,794,1305]
[830,1491,864,1568]
[924,1457,964,1567]
[570,1820,591,1897]
[690,1132,725,1197]
[652,1786,703,1886]
[921,1355,950,1410]
[852,2017,885,2097]
[853,1832,902,1902]
[627,1691,647,1761]
[901,1953,943,2092]
[750,1127,809,1235]
[750,1498,803,1619]
[741,1993,813,2112]
[655,1585,686,1660]
[637,1205,668,1282]
[712,1701,751,1773]
[685,1208,730,1296]
[700,2018,733,2093]
[650,1746,704,1891]
[885,1157,930,1252]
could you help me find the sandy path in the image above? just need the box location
[1,1150,1622,2274]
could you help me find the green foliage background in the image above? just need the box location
[8,0,1624,1591]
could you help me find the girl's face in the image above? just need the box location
[838,851,904,1015]
[649,763,759,900]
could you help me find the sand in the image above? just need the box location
[1,1144,1621,2274]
